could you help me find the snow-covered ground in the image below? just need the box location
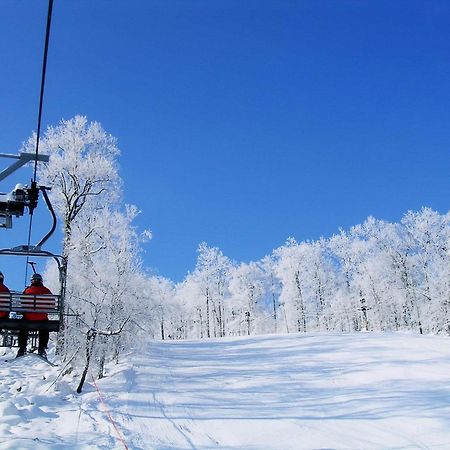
[1,332,450,449]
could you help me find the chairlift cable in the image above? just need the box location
[33,0,54,183]
[25,0,54,286]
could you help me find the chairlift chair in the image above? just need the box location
[0,154,67,348]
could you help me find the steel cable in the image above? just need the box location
[25,0,54,286]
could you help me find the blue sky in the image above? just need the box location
[1,0,449,283]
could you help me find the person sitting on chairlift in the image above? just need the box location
[17,273,52,359]
[0,271,10,319]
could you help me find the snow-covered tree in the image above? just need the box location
[260,255,282,333]
[228,261,265,335]
[187,243,233,338]
[147,275,178,340]
[22,116,153,391]
[23,115,122,258]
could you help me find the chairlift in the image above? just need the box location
[0,0,63,348]
[0,153,67,348]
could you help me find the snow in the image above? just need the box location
[1,332,450,449]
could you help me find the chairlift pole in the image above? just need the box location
[28,261,37,274]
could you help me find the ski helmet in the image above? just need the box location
[31,273,43,284]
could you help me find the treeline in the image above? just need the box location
[27,116,449,389]
[157,209,450,340]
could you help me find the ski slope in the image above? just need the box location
[1,332,450,449]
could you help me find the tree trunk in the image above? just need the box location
[160,318,165,340]
[77,329,97,394]
[295,271,306,332]
[206,288,211,338]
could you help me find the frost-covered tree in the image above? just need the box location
[260,255,282,333]
[174,275,205,339]
[228,261,265,335]
[400,208,450,333]
[188,243,232,338]
[23,116,153,391]
[147,276,177,340]
[359,217,422,332]
[66,205,150,391]
[273,238,310,333]
[22,116,124,356]
[23,115,122,258]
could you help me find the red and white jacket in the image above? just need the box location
[22,283,53,321]
[0,282,10,319]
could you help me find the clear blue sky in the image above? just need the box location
[1,0,449,283]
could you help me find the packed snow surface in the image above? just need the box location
[1,332,450,449]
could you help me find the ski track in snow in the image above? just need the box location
[1,332,450,449]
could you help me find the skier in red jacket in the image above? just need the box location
[17,273,52,358]
[0,271,10,319]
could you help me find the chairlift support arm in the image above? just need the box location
[0,152,49,182]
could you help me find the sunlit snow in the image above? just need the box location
[1,332,450,449]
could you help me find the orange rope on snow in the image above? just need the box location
[90,370,129,450]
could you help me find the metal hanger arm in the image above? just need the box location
[0,153,49,182]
